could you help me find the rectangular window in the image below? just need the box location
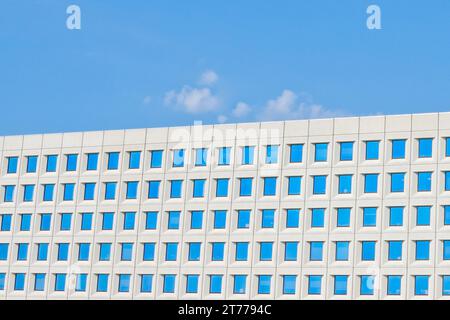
[314,143,328,162]
[143,243,155,261]
[263,177,277,196]
[443,240,450,260]
[287,176,301,195]
[214,210,227,229]
[192,179,205,198]
[391,139,406,159]
[42,184,55,202]
[388,241,403,261]
[172,149,184,167]
[390,173,405,192]
[0,214,12,231]
[0,273,5,290]
[261,209,275,228]
[284,242,298,261]
[145,212,158,230]
[362,207,377,227]
[186,275,199,293]
[141,274,153,293]
[17,243,28,261]
[211,242,225,261]
[237,210,251,229]
[286,209,300,228]
[165,243,178,261]
[57,243,69,261]
[310,241,324,261]
[416,206,431,226]
[445,206,450,225]
[99,243,111,261]
[365,141,379,160]
[54,274,66,291]
[20,214,31,231]
[308,275,322,295]
[417,172,432,192]
[233,275,247,294]
[265,145,278,164]
[259,242,273,261]
[34,273,46,291]
[218,147,231,166]
[4,185,15,202]
[338,175,352,194]
[123,212,136,230]
[446,138,450,157]
[361,241,376,261]
[107,152,119,170]
[239,177,253,197]
[125,181,138,199]
[235,242,249,261]
[258,275,271,294]
[75,274,87,291]
[209,275,222,294]
[63,183,75,201]
[147,181,160,199]
[215,178,229,197]
[37,243,49,261]
[360,275,375,295]
[102,212,114,230]
[167,211,180,229]
[387,275,401,295]
[66,154,77,171]
[443,275,450,296]
[121,243,133,261]
[83,183,95,200]
[283,275,296,295]
[312,175,327,195]
[242,146,254,165]
[170,180,182,198]
[418,138,432,158]
[14,273,25,291]
[339,142,353,161]
[0,243,8,260]
[334,275,348,295]
[389,207,404,226]
[336,208,351,227]
[81,213,93,231]
[445,171,450,191]
[60,213,72,231]
[195,148,208,166]
[335,241,349,261]
[7,156,18,174]
[289,144,303,163]
[190,211,203,229]
[364,174,378,193]
[415,275,429,296]
[40,213,51,231]
[104,182,116,200]
[188,243,201,261]
[46,155,58,172]
[118,274,131,292]
[128,151,141,169]
[86,153,99,171]
[415,240,430,260]
[78,243,90,261]
[96,274,109,292]
[311,208,325,228]
[150,150,163,168]
[26,155,38,173]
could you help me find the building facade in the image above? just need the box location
[0,112,450,299]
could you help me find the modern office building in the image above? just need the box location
[0,112,450,300]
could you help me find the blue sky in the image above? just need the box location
[0,0,449,135]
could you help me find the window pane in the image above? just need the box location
[86,153,98,171]
[242,146,254,165]
[286,209,300,228]
[107,152,119,170]
[417,172,432,192]
[216,179,229,197]
[392,139,406,159]
[239,178,253,196]
[288,176,301,195]
[150,150,163,168]
[129,151,141,169]
[312,175,327,195]
[218,147,231,165]
[390,173,405,192]
[314,143,328,162]
[290,144,303,163]
[365,141,379,160]
[266,145,278,164]
[263,177,277,196]
[340,142,353,161]
[418,138,432,158]
[336,208,350,227]
[364,174,378,193]
[338,175,352,194]
[389,207,404,226]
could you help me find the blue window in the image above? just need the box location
[312,175,327,195]
[418,138,432,158]
[443,240,450,260]
[218,147,231,166]
[283,275,296,295]
[0,214,12,231]
[170,180,182,198]
[340,142,353,161]
[415,275,429,296]
[310,242,324,261]
[17,243,28,260]
[143,243,155,261]
[336,208,351,227]
[123,212,136,230]
[20,214,31,231]
[308,275,322,295]
[23,184,35,202]
[363,207,377,227]
[314,143,328,162]
[60,213,72,231]
[190,211,203,229]
[286,209,300,228]
[258,275,271,294]
[417,172,432,192]
[121,243,133,261]
[237,210,250,229]
[263,177,277,196]
[334,275,348,295]
[86,153,98,171]
[96,274,109,292]
[104,182,116,200]
[40,213,51,231]
[37,243,48,261]
[389,207,404,226]
[233,275,247,294]
[391,139,406,159]
[443,276,450,296]
[54,274,66,291]
[445,171,450,191]
[266,145,278,164]
[118,274,131,292]
[239,177,253,196]
[99,243,111,261]
[446,138,450,157]
[338,175,352,194]
[364,174,378,193]
[147,181,160,199]
[102,213,114,230]
[360,275,375,295]
[83,183,95,200]
[415,240,430,260]
[57,243,69,261]
[214,210,227,229]
[168,211,180,229]
[66,154,77,171]
[192,179,205,198]
[361,241,376,261]
[14,273,25,291]
[126,181,138,199]
[195,148,208,166]
[0,244,8,260]
[140,274,153,293]
[42,184,55,202]
[259,242,273,261]
[284,242,298,261]
[335,241,349,261]
[46,155,58,172]
[26,155,38,173]
[290,144,303,163]
[34,273,46,291]
[365,141,379,160]
[63,183,75,201]
[235,242,249,261]
[242,146,254,165]
[150,150,163,168]
[416,206,431,226]
[107,152,119,170]
[387,276,402,296]
[390,173,405,192]
[311,208,325,228]
[81,213,93,231]
[4,185,15,202]
[0,273,5,290]
[445,206,450,225]
[129,151,141,169]
[261,209,275,228]
[186,275,199,293]
[211,242,225,261]
[75,275,88,292]
[288,176,301,195]
[7,156,18,174]
[388,241,403,260]
[210,275,222,293]
[78,243,90,261]
[172,149,184,167]
[165,243,178,261]
[216,178,229,197]
[188,243,201,261]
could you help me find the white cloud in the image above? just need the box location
[199,70,219,86]
[164,85,220,114]
[217,114,227,123]
[231,102,252,118]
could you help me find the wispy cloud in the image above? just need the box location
[199,70,219,86]
[164,86,220,114]
[231,102,252,118]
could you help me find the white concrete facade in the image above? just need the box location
[0,112,450,300]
